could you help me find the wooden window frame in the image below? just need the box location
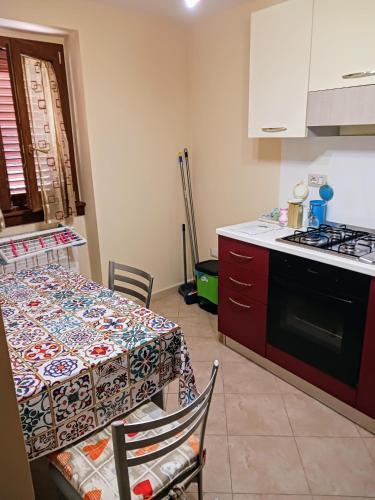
[0,36,85,227]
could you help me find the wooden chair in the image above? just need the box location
[108,261,154,308]
[49,361,219,500]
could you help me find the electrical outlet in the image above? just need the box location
[210,248,218,259]
[308,174,327,188]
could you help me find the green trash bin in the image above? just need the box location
[195,260,218,314]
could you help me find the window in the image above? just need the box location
[0,36,84,226]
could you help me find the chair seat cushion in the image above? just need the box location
[48,401,199,500]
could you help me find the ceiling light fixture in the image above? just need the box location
[185,0,201,9]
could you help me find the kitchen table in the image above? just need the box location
[0,264,197,460]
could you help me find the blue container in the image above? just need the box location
[310,200,327,225]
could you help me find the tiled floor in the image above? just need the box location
[31,290,375,499]
[154,291,375,500]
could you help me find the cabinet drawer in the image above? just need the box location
[218,287,267,356]
[219,260,268,304]
[219,237,269,274]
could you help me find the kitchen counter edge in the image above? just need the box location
[216,224,375,278]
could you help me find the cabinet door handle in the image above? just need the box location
[229,251,254,261]
[229,277,253,288]
[342,70,375,79]
[261,127,287,133]
[229,297,251,309]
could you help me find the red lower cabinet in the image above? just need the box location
[357,279,375,418]
[218,287,267,356]
[218,237,269,356]
[219,260,268,304]
[218,236,375,420]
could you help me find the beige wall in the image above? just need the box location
[188,0,282,259]
[1,0,283,288]
[0,0,284,492]
[1,0,189,291]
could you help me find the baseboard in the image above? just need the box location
[152,282,182,299]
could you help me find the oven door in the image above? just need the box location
[268,273,368,386]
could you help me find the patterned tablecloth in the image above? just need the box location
[0,264,197,460]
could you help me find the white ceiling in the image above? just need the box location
[94,0,251,20]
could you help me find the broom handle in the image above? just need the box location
[182,224,187,285]
[184,148,199,263]
[179,154,197,277]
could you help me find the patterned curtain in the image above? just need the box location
[22,56,76,223]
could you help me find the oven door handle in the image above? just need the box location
[271,275,355,305]
[322,293,353,305]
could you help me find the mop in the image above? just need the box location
[178,150,199,304]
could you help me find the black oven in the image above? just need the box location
[267,251,370,386]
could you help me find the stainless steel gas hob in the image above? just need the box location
[278,223,375,264]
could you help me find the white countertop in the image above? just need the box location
[216,221,375,277]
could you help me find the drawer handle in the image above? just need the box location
[229,297,251,309]
[229,251,254,261]
[342,70,375,79]
[229,276,253,288]
[261,127,287,133]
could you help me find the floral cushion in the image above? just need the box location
[48,401,200,500]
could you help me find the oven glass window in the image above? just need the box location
[281,295,343,354]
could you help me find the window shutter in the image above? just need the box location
[0,47,26,198]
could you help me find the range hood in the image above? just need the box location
[306,85,375,136]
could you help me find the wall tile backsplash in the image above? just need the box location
[279,137,375,229]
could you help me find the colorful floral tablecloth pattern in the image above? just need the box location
[0,264,197,460]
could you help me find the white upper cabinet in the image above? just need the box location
[310,0,375,91]
[248,0,313,138]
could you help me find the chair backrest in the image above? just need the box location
[112,360,219,500]
[108,261,154,308]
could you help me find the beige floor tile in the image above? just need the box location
[205,394,227,435]
[186,337,222,362]
[166,377,180,394]
[204,435,232,492]
[166,393,227,436]
[209,314,218,332]
[363,437,375,461]
[218,343,248,363]
[178,315,218,339]
[233,496,311,500]
[296,437,375,496]
[186,336,246,364]
[193,362,224,394]
[204,495,233,500]
[228,436,309,494]
[225,394,292,436]
[313,496,370,500]
[275,377,304,394]
[284,393,359,437]
[151,293,181,317]
[187,492,233,500]
[357,425,375,437]
[179,302,212,319]
[165,392,179,412]
[186,494,198,500]
[222,362,279,394]
[168,361,224,394]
